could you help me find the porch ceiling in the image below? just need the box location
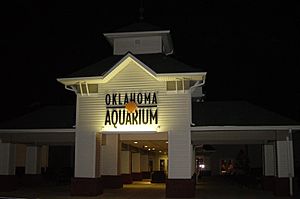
[0,131,75,145]
[191,130,278,145]
[121,140,168,153]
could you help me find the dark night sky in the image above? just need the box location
[1,1,300,122]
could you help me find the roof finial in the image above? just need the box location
[139,0,144,21]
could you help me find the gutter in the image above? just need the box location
[190,75,206,126]
[191,125,300,131]
[0,128,75,133]
[190,75,206,93]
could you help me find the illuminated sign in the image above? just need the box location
[104,92,158,129]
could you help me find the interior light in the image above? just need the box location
[144,145,148,148]
[159,150,162,153]
[152,148,155,150]
[134,141,138,144]
[165,141,168,144]
[148,148,151,151]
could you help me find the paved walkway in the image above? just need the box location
[0,177,297,199]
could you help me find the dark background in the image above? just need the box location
[1,1,299,122]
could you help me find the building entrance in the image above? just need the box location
[120,139,168,184]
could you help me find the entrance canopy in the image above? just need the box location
[0,106,75,145]
[192,101,300,145]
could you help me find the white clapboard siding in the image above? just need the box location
[77,96,102,130]
[99,61,191,132]
[114,36,162,55]
[277,140,294,178]
[76,57,193,179]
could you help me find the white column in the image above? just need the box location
[74,130,97,178]
[131,153,141,173]
[263,144,275,176]
[276,140,294,178]
[101,134,119,175]
[140,154,149,172]
[168,130,192,178]
[277,139,294,196]
[0,143,16,175]
[120,151,131,174]
[25,146,41,174]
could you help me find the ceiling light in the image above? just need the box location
[134,141,138,144]
[165,141,168,144]
[144,145,148,148]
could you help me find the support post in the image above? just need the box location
[0,143,17,191]
[71,130,103,196]
[23,145,42,186]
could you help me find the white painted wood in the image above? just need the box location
[192,126,300,131]
[76,59,193,132]
[74,129,96,178]
[192,130,276,143]
[0,132,74,145]
[25,146,41,174]
[277,140,294,178]
[140,154,149,172]
[120,151,130,174]
[75,55,194,179]
[99,61,191,132]
[264,144,275,176]
[131,153,141,173]
[114,36,162,55]
[168,129,192,179]
[120,133,167,141]
[0,143,16,175]
[101,134,119,175]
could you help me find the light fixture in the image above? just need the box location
[152,148,155,150]
[159,150,162,153]
[134,141,138,144]
[199,164,205,169]
[148,148,151,151]
[165,141,168,144]
[144,145,148,148]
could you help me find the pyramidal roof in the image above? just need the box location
[113,22,166,33]
[65,53,204,78]
[104,22,173,55]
